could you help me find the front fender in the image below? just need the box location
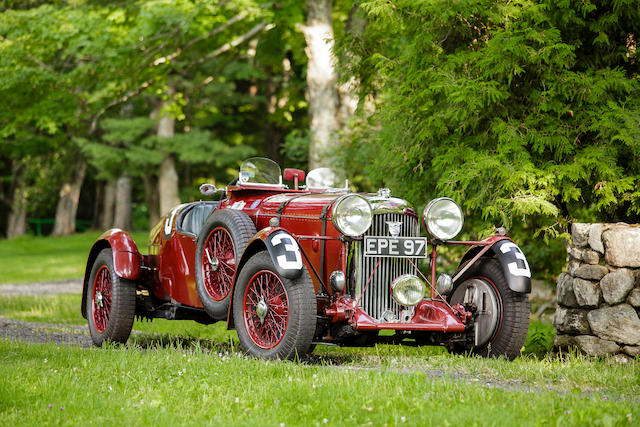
[227,227,304,329]
[490,240,531,293]
[237,227,303,280]
[460,237,531,294]
[81,229,142,318]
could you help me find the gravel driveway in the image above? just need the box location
[0,279,88,346]
[0,279,83,296]
[0,316,92,347]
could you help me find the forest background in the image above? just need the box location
[1,0,639,281]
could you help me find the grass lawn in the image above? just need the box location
[0,231,148,284]
[0,294,638,426]
[1,339,637,426]
[0,235,637,425]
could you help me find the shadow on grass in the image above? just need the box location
[129,333,237,353]
[127,332,364,365]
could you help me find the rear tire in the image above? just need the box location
[86,249,136,346]
[196,209,256,319]
[449,258,529,360]
[233,251,316,360]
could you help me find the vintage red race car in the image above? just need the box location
[82,157,531,360]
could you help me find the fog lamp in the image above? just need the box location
[391,275,426,306]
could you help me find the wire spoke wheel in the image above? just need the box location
[202,227,236,301]
[85,248,135,346]
[233,251,315,360]
[91,265,112,333]
[242,270,289,349]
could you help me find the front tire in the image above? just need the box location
[449,258,529,360]
[86,248,136,346]
[233,251,316,360]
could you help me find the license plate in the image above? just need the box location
[364,237,429,258]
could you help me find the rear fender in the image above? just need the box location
[81,229,142,318]
[460,237,531,294]
[226,227,304,329]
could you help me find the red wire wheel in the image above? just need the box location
[85,248,135,346]
[242,270,289,349]
[91,265,112,334]
[201,227,236,301]
[232,251,316,360]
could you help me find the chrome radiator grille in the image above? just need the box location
[354,213,420,322]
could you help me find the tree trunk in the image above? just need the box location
[301,0,341,171]
[92,181,104,229]
[113,173,132,230]
[155,97,181,216]
[100,180,116,230]
[158,155,180,215]
[143,174,160,229]
[52,159,87,236]
[337,5,365,131]
[263,66,286,165]
[7,160,27,239]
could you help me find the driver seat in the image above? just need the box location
[179,202,219,236]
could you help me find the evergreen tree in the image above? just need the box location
[341,0,640,238]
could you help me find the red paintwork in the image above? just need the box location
[221,189,346,295]
[99,229,141,280]
[283,168,306,190]
[445,235,511,247]
[325,296,467,333]
[91,174,485,341]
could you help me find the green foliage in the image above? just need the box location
[0,0,312,235]
[341,0,640,242]
[522,320,556,359]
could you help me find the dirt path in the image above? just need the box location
[0,279,83,296]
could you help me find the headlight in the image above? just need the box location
[391,275,426,306]
[332,195,373,237]
[423,197,463,240]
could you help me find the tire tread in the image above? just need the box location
[453,258,530,360]
[195,208,257,319]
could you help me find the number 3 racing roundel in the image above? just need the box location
[265,231,304,279]
[491,240,532,293]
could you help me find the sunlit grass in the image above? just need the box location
[0,231,148,284]
[0,293,637,401]
[0,340,637,426]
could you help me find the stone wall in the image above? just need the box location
[552,223,640,361]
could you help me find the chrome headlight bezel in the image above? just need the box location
[391,274,426,306]
[332,195,373,237]
[422,197,464,240]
